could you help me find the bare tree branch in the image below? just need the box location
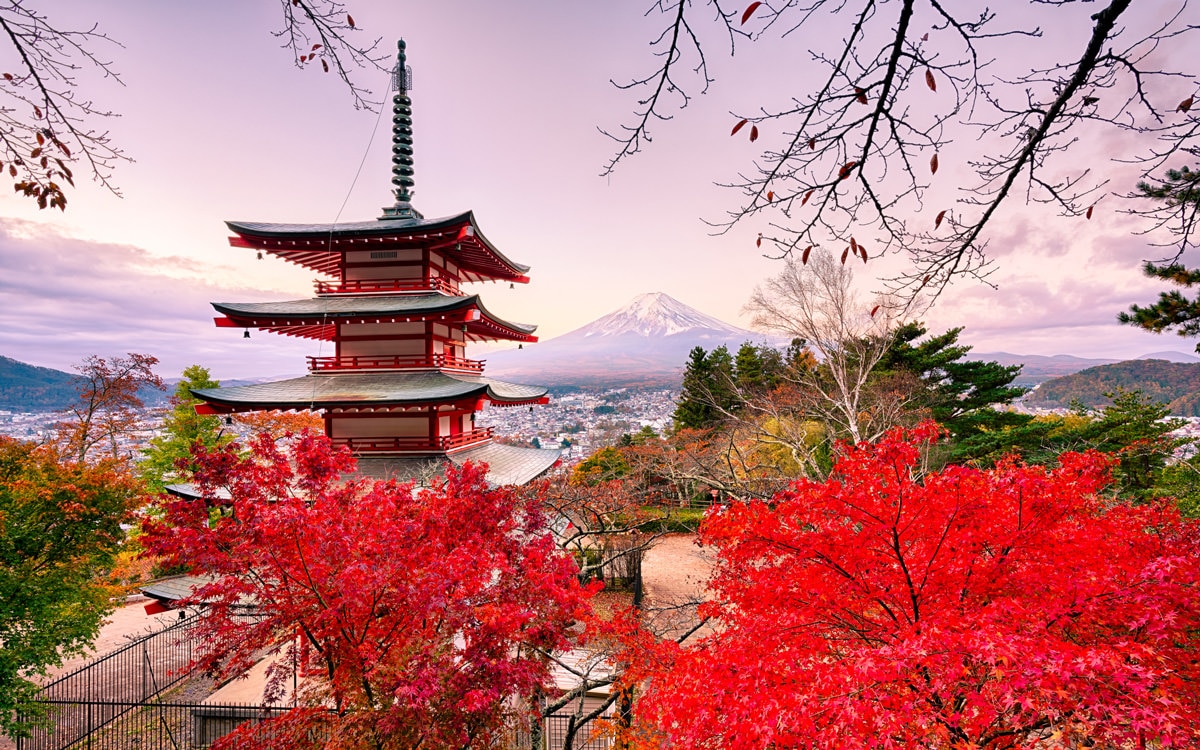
[0,1,385,210]
[607,0,1200,297]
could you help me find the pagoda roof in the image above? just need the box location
[191,371,548,413]
[356,443,562,487]
[163,443,561,495]
[226,211,531,283]
[212,294,537,343]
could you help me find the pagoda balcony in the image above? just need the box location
[306,354,484,373]
[331,428,494,454]
[315,278,459,296]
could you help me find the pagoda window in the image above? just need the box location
[339,338,423,357]
[459,413,472,433]
[339,322,424,337]
[438,415,451,437]
[329,415,429,439]
[346,249,421,264]
[346,265,422,281]
[445,260,458,276]
[450,328,464,343]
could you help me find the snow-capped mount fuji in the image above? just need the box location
[485,292,782,388]
[567,292,749,339]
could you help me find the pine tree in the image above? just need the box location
[674,347,716,430]
[140,365,228,493]
[877,323,1027,438]
[1120,166,1200,349]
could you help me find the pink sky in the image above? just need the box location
[1,1,1197,380]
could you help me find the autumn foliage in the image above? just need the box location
[627,423,1200,748]
[143,431,594,749]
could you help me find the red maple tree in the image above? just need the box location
[626,422,1200,749]
[143,431,594,749]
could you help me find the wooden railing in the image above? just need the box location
[306,354,484,373]
[331,428,494,453]
[315,278,458,295]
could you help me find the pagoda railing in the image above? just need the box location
[315,278,459,296]
[332,428,494,453]
[307,353,484,373]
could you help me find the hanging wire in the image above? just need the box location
[309,65,396,412]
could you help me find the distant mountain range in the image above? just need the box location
[1026,359,1200,415]
[0,356,81,411]
[969,350,1200,386]
[485,292,784,388]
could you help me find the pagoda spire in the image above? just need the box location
[381,39,422,220]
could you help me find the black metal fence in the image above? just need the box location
[18,613,201,750]
[19,700,296,750]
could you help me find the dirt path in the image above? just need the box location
[39,597,178,686]
[640,533,715,641]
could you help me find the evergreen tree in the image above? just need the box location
[735,341,766,391]
[1120,165,1200,350]
[140,365,228,493]
[877,323,1028,438]
[706,344,737,414]
[674,347,716,431]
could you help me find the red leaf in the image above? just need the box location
[802,189,814,206]
[8,164,15,178]
[731,118,748,136]
[923,274,931,285]
[1086,205,1094,220]
[322,59,330,73]
[921,32,929,41]
[36,131,44,146]
[312,44,323,51]
[860,246,868,263]
[935,209,947,229]
[855,87,868,105]
[749,125,759,142]
[347,14,355,27]
[802,245,812,264]
[808,138,816,151]
[841,247,849,264]
[300,55,308,63]
[767,191,774,201]
[1178,96,1194,113]
[870,305,880,317]
[2,73,11,81]
[740,2,763,25]
[930,153,939,175]
[850,236,858,253]
[925,68,936,92]
[838,161,858,180]
[33,105,42,118]
[756,234,762,248]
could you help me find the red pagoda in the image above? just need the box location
[190,40,560,486]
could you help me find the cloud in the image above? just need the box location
[0,219,310,379]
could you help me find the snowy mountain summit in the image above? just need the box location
[564,292,749,339]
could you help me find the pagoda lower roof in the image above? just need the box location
[355,443,563,487]
[212,294,537,342]
[165,443,562,493]
[191,371,548,413]
[226,211,530,283]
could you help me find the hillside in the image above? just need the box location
[1026,359,1200,415]
[0,356,81,411]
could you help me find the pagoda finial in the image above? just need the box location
[381,39,422,221]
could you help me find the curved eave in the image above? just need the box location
[212,294,538,343]
[355,444,562,487]
[191,372,550,414]
[225,211,531,283]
